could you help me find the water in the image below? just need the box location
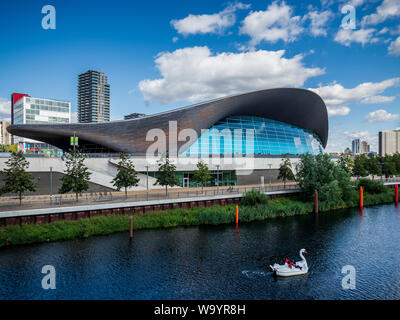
[0,204,400,299]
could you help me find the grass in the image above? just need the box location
[0,190,395,248]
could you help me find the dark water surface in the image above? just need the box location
[1,204,400,299]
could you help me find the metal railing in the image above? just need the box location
[0,184,300,212]
[380,177,400,184]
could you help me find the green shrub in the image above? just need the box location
[356,178,388,194]
[0,189,395,248]
[364,191,393,206]
[240,189,268,206]
[319,180,342,202]
[197,206,234,225]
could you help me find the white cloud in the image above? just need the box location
[334,28,378,46]
[347,0,366,7]
[362,0,400,26]
[361,95,396,103]
[0,98,11,122]
[171,2,250,36]
[344,131,372,139]
[309,78,400,107]
[306,10,334,37]
[138,46,325,104]
[320,0,336,7]
[327,106,351,116]
[365,109,400,122]
[390,25,400,35]
[388,36,400,56]
[378,27,389,35]
[239,1,303,46]
[172,37,179,43]
[344,130,378,148]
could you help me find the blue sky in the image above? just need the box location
[0,0,399,152]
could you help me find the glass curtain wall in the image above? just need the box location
[184,116,323,157]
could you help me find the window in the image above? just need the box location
[184,115,323,157]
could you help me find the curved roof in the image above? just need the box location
[7,88,328,154]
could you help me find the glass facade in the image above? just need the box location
[24,97,70,124]
[148,170,237,188]
[184,116,323,156]
[12,96,71,155]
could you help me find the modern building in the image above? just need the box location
[379,130,400,156]
[8,88,328,186]
[10,93,71,154]
[124,113,146,120]
[0,120,11,146]
[361,140,370,154]
[8,88,327,155]
[352,139,361,154]
[10,93,29,144]
[78,70,110,123]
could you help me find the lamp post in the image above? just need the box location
[145,165,149,201]
[73,131,76,152]
[49,166,53,203]
[267,163,272,185]
[216,164,220,194]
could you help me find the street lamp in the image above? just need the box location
[49,166,53,202]
[216,165,220,194]
[267,163,272,185]
[145,165,149,200]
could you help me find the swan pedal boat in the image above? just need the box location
[270,249,308,277]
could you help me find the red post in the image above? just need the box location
[129,216,133,239]
[395,184,398,205]
[359,186,363,209]
[314,190,318,214]
[235,205,239,224]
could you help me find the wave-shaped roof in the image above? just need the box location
[7,88,328,154]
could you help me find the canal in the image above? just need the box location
[0,204,399,299]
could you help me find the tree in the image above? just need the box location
[0,151,36,205]
[7,144,18,153]
[111,153,139,198]
[381,156,396,178]
[154,153,179,196]
[364,156,381,179]
[352,155,368,177]
[277,156,295,188]
[193,160,212,192]
[337,156,353,174]
[59,149,91,201]
[296,153,353,202]
[392,153,400,176]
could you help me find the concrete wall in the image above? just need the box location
[0,172,113,196]
[237,169,280,185]
[0,156,300,192]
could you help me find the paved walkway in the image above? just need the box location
[0,189,301,219]
[0,182,298,213]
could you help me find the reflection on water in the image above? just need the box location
[0,204,400,300]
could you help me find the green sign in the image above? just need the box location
[70,136,79,146]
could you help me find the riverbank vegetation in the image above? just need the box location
[342,153,400,178]
[0,186,394,248]
[0,153,397,247]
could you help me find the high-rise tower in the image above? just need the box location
[78,70,110,123]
